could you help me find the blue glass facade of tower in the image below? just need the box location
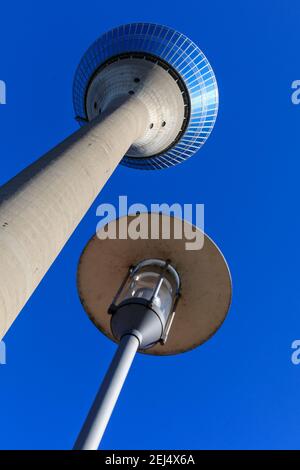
[73,23,219,170]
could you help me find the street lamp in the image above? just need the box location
[74,213,232,449]
[74,258,181,450]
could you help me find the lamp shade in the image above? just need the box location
[77,213,232,355]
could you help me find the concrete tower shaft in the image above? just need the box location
[0,68,183,338]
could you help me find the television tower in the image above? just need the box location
[0,23,218,339]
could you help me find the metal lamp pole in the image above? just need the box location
[74,259,181,450]
[73,334,139,450]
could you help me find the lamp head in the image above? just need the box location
[108,259,181,349]
[77,214,232,355]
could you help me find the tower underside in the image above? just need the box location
[85,54,190,159]
[73,22,219,169]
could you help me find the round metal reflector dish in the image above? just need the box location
[77,214,232,355]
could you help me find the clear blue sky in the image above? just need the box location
[0,0,300,450]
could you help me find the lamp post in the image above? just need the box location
[74,213,232,449]
[74,259,181,450]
